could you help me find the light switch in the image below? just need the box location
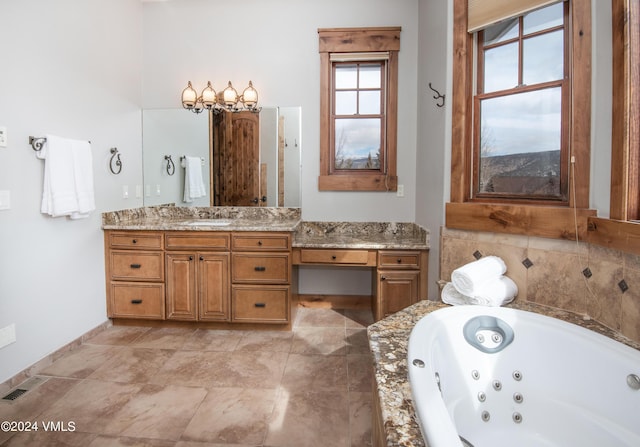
[0,190,10,210]
[122,185,129,199]
[135,185,142,198]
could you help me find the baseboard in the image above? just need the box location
[298,294,373,310]
[0,320,111,396]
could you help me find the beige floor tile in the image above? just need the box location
[294,307,348,328]
[265,388,350,447]
[151,350,288,389]
[1,430,98,447]
[39,344,122,379]
[235,330,294,353]
[88,347,175,384]
[349,391,373,447]
[342,309,375,328]
[88,436,175,446]
[291,327,346,356]
[102,384,207,441]
[347,354,373,392]
[86,326,151,346]
[131,327,196,350]
[346,328,370,355]
[36,379,143,435]
[280,354,348,392]
[181,329,245,352]
[182,387,277,444]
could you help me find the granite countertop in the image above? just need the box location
[367,299,640,447]
[101,207,430,250]
[102,206,301,232]
[293,221,429,250]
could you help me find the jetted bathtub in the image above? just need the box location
[407,305,640,447]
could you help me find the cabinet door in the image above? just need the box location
[377,270,420,320]
[166,253,198,321]
[198,253,230,321]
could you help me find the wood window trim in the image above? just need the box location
[448,0,596,240]
[318,27,400,192]
[588,0,640,255]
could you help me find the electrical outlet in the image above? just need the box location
[0,324,16,349]
[397,184,405,197]
[0,126,7,147]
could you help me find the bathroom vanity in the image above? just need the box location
[102,206,429,329]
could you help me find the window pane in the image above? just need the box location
[484,42,519,93]
[335,65,357,89]
[524,2,564,35]
[523,30,564,85]
[335,118,381,170]
[484,17,519,45]
[360,64,382,88]
[359,91,381,114]
[478,88,562,196]
[335,91,357,115]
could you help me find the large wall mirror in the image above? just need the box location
[142,107,301,207]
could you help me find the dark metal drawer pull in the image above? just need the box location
[131,299,143,304]
[130,264,142,269]
[254,266,266,272]
[254,303,266,308]
[331,255,337,260]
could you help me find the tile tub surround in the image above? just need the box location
[367,300,640,447]
[440,226,640,344]
[294,221,429,249]
[102,205,302,231]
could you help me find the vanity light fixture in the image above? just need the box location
[181,80,260,113]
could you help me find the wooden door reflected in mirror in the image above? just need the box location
[212,111,261,206]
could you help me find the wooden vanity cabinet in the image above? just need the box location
[165,232,231,321]
[231,232,292,323]
[105,231,165,320]
[373,250,428,321]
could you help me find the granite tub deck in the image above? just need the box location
[367,300,640,447]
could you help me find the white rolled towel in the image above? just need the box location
[441,282,470,306]
[473,276,518,306]
[451,256,506,297]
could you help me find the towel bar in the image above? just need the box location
[180,156,205,166]
[29,136,92,152]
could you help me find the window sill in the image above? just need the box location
[445,202,597,240]
[318,174,398,192]
[587,217,640,255]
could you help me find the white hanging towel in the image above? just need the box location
[38,135,95,219]
[183,156,206,203]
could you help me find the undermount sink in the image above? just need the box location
[183,219,232,227]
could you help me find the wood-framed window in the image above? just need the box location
[474,2,570,203]
[318,27,400,191]
[588,0,640,254]
[447,0,597,240]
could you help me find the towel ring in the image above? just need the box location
[165,155,175,176]
[109,148,122,175]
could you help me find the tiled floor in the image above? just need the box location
[0,307,374,447]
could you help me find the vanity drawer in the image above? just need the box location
[110,251,164,281]
[296,248,376,266]
[232,285,289,323]
[378,251,421,269]
[108,231,163,250]
[109,282,165,319]
[165,232,230,250]
[232,253,290,283]
[232,232,291,251]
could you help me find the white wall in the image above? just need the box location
[141,0,420,295]
[0,0,143,383]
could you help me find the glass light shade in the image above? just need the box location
[181,81,198,109]
[242,81,259,109]
[222,81,238,108]
[201,81,217,109]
